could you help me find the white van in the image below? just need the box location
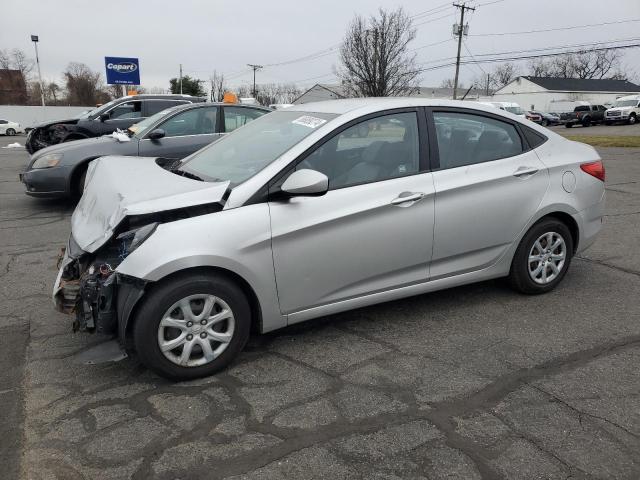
[477,101,525,117]
[548,100,591,115]
[604,95,640,125]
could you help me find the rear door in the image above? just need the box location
[428,108,549,279]
[138,106,221,159]
[101,100,143,133]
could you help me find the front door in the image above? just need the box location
[138,106,221,159]
[269,110,435,315]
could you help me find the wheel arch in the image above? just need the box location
[68,157,100,196]
[532,211,580,253]
[120,265,264,351]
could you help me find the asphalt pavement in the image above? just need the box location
[1,134,639,479]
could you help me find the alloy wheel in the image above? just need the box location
[528,232,566,285]
[157,294,235,367]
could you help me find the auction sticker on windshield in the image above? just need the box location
[292,115,327,129]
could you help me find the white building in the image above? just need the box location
[293,84,485,104]
[492,76,640,112]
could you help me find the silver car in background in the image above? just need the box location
[54,98,605,380]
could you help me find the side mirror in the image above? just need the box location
[99,113,110,122]
[281,169,328,197]
[147,128,166,140]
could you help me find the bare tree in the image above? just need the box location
[527,50,626,79]
[440,78,464,89]
[11,49,34,80]
[64,62,107,106]
[338,7,419,97]
[489,62,519,90]
[210,70,227,102]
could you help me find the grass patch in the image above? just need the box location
[564,135,640,148]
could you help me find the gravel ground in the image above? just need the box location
[1,135,639,480]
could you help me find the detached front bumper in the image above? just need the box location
[53,237,147,341]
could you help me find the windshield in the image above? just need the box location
[504,106,524,115]
[181,110,337,185]
[614,100,639,108]
[130,107,181,137]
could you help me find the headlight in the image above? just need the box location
[32,153,63,169]
[116,223,158,258]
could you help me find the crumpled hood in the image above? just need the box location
[33,118,79,129]
[71,156,230,252]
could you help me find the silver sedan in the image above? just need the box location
[55,98,605,380]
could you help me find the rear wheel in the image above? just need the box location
[508,218,573,295]
[5,128,15,136]
[133,273,251,380]
[541,119,549,127]
[565,123,573,128]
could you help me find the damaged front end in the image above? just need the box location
[26,120,79,154]
[54,228,150,336]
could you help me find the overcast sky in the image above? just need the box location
[2,0,639,94]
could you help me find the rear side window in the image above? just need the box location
[575,106,590,112]
[521,125,547,149]
[433,111,523,169]
[146,100,189,116]
[223,107,267,132]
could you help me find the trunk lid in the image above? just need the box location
[71,156,230,252]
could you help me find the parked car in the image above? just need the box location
[20,102,269,199]
[477,101,526,117]
[561,104,607,127]
[525,111,560,127]
[604,95,640,125]
[53,98,605,380]
[0,119,25,136]
[25,94,206,154]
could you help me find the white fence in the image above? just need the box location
[0,105,94,129]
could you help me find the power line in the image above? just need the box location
[471,18,640,37]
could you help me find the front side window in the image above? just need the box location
[180,110,337,185]
[108,101,142,120]
[158,107,218,137]
[223,106,267,132]
[434,111,523,169]
[300,112,419,190]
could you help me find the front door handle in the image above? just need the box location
[391,192,425,206]
[513,166,539,177]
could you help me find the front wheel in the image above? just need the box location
[629,115,637,125]
[133,273,251,380]
[5,128,16,136]
[508,218,574,295]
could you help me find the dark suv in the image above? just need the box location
[25,94,206,154]
[561,104,607,128]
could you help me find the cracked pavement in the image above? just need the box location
[1,136,639,479]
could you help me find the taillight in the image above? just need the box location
[580,161,605,182]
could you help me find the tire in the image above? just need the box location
[133,272,251,380]
[6,128,15,136]
[605,121,612,126]
[508,218,574,295]
[541,119,549,127]
[629,114,637,125]
[565,123,573,128]
[582,117,591,127]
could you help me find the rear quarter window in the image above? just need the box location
[521,125,547,149]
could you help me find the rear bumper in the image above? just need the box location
[573,192,605,253]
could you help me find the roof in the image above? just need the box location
[287,97,508,115]
[522,76,640,93]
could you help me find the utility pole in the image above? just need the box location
[485,73,490,96]
[452,3,475,100]
[30,35,45,107]
[247,64,263,99]
[179,64,183,94]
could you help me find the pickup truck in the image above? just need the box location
[561,104,608,128]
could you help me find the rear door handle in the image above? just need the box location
[391,192,425,206]
[513,166,539,177]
